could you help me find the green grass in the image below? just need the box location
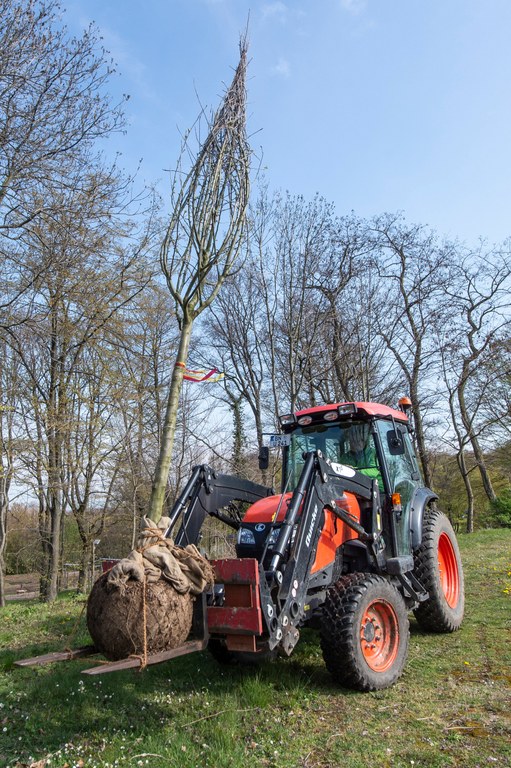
[1,529,510,768]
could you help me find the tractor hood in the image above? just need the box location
[242,493,293,524]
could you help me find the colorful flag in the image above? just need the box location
[182,366,224,383]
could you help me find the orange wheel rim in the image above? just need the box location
[438,532,460,608]
[360,599,399,672]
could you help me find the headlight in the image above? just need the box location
[267,528,280,547]
[237,527,255,546]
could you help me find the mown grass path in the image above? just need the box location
[1,529,510,768]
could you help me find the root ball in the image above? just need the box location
[86,573,194,661]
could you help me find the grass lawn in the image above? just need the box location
[1,528,510,768]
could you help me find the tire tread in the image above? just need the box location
[320,572,409,691]
[413,507,464,632]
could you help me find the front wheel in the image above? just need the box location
[320,572,409,691]
[413,508,464,632]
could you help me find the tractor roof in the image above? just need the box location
[294,401,409,423]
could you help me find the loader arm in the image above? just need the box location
[165,464,274,546]
[262,451,385,654]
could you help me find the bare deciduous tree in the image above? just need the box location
[0,0,127,333]
[441,244,511,527]
[0,0,125,234]
[370,214,455,487]
[8,167,153,601]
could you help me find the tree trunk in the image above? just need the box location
[147,317,193,524]
[456,450,475,533]
[457,376,496,503]
[0,496,6,606]
[77,539,91,593]
[409,382,432,488]
[0,462,9,609]
[46,489,62,601]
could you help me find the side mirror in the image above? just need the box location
[258,445,269,470]
[387,429,405,456]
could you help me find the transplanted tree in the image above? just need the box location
[147,40,251,524]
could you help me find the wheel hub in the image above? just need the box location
[360,599,399,672]
[362,619,376,642]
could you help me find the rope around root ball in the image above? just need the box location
[128,571,148,670]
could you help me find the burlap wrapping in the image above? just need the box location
[106,516,215,595]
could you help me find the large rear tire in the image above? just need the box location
[413,507,464,632]
[320,572,409,691]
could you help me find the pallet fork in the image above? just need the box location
[15,592,210,675]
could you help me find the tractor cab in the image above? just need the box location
[237,400,425,565]
[280,400,421,501]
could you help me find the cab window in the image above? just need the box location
[285,421,381,490]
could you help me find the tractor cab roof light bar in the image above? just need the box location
[338,403,357,417]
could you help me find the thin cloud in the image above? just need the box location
[340,0,366,14]
[87,21,148,91]
[261,2,288,22]
[271,57,291,78]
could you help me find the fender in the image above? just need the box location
[409,487,438,550]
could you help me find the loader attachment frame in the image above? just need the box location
[260,451,385,654]
[206,451,389,657]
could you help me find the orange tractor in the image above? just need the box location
[166,398,463,690]
[18,399,464,691]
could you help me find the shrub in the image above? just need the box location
[490,489,511,528]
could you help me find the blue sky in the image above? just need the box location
[67,0,511,244]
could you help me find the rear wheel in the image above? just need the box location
[320,572,409,691]
[413,508,464,632]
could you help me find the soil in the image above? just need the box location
[86,572,194,660]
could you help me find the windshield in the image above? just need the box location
[284,421,380,490]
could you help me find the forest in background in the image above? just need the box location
[1,0,510,603]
